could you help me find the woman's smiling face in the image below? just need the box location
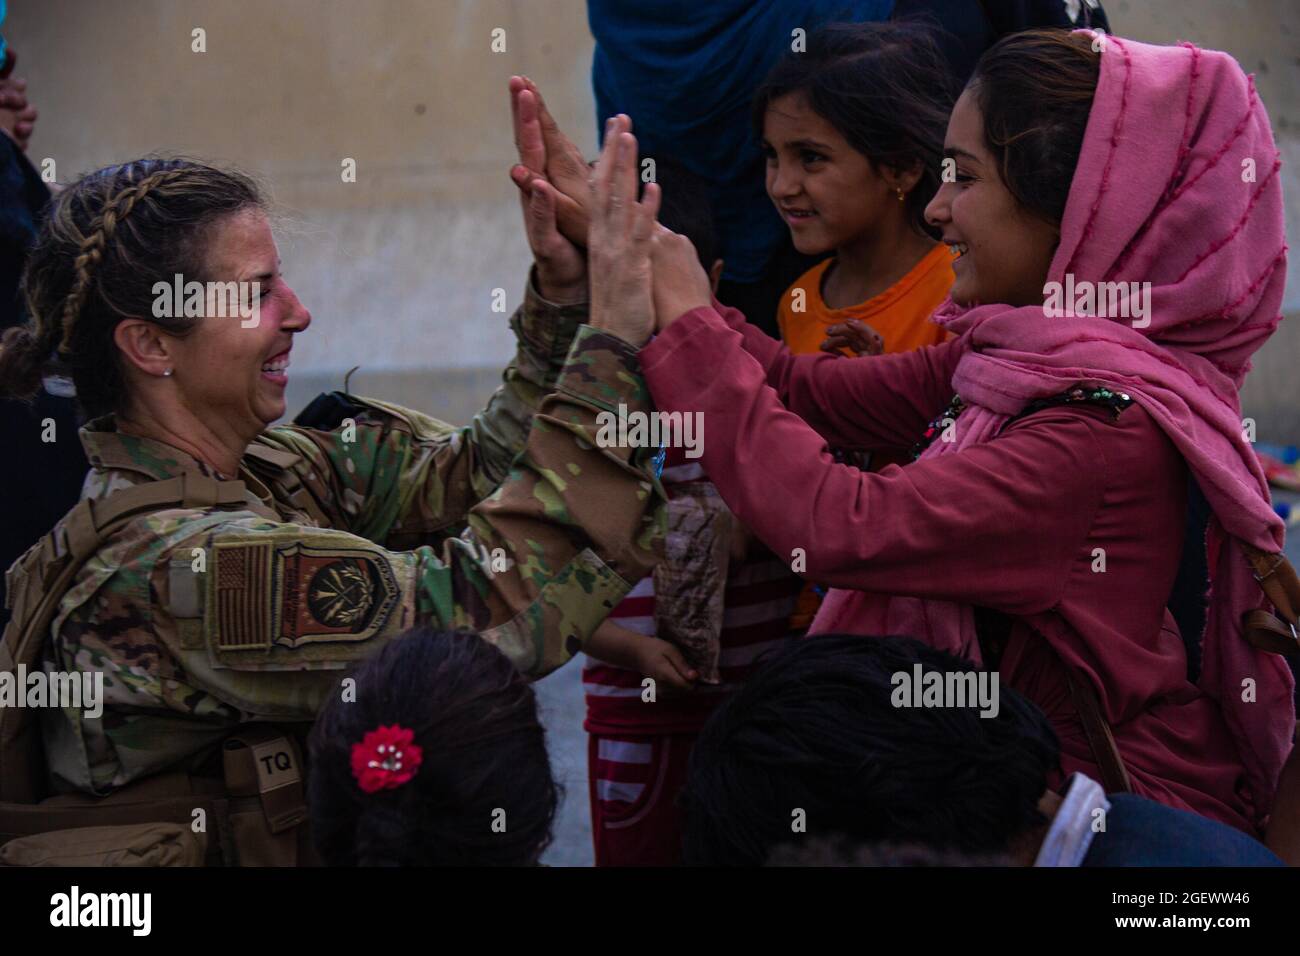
[924,87,1061,308]
[162,208,312,433]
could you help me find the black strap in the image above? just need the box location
[292,391,365,431]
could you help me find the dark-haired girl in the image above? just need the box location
[629,30,1293,835]
[755,22,960,631]
[757,22,956,361]
[309,628,558,866]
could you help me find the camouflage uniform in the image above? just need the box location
[38,279,664,795]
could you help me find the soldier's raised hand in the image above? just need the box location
[587,115,659,348]
[509,80,586,303]
[522,177,586,304]
[508,76,590,249]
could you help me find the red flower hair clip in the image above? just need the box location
[350,724,423,794]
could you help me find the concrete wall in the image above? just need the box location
[9,0,1299,436]
[10,0,599,426]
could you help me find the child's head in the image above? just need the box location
[308,627,558,866]
[680,634,1059,866]
[752,21,955,255]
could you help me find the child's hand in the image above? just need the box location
[821,319,884,357]
[588,116,660,347]
[634,636,698,697]
[650,229,714,332]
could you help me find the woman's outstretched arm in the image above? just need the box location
[639,300,1106,614]
[683,300,960,451]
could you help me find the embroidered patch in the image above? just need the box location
[211,541,275,651]
[278,543,399,647]
[209,539,400,653]
[307,559,373,628]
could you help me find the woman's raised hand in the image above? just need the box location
[649,229,713,334]
[0,73,38,152]
[509,76,591,250]
[588,115,660,348]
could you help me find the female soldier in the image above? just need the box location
[0,120,662,862]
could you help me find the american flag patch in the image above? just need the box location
[211,540,275,651]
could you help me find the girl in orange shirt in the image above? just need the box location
[755,22,959,628]
[756,22,957,360]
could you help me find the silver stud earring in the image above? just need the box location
[163,368,173,377]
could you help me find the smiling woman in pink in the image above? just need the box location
[637,30,1295,835]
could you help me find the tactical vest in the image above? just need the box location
[0,471,319,866]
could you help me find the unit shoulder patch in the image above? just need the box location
[206,535,403,665]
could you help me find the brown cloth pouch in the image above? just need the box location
[653,479,731,685]
[220,728,310,866]
[0,822,206,866]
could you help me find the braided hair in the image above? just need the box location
[0,158,263,418]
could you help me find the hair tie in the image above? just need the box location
[350,724,423,794]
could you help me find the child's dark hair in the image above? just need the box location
[646,154,717,270]
[308,627,558,866]
[967,29,1101,225]
[680,634,1059,866]
[751,21,956,238]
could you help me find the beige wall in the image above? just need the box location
[10,0,1300,435]
[10,0,599,424]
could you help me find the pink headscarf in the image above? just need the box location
[813,34,1293,819]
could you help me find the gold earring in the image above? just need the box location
[897,187,905,202]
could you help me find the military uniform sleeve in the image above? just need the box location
[471,269,591,489]
[260,271,588,543]
[157,325,663,727]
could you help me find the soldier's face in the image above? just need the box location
[166,208,312,436]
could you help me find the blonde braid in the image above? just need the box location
[57,167,189,353]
